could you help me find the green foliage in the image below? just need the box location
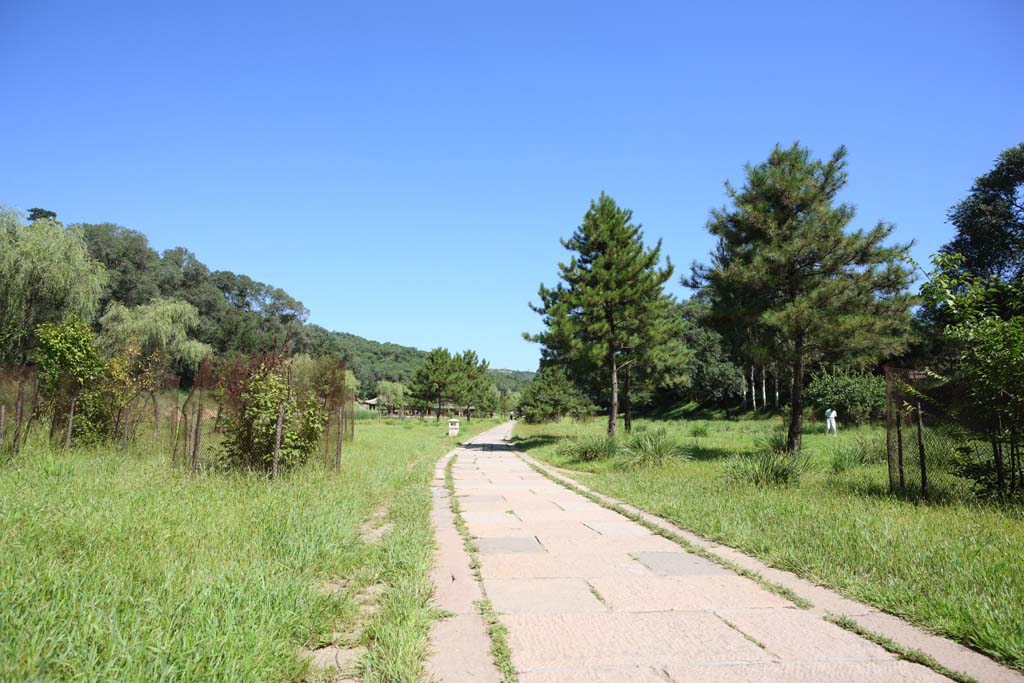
[689,422,710,438]
[407,347,458,414]
[78,223,162,309]
[557,432,620,462]
[221,365,326,471]
[675,298,745,405]
[805,369,885,425]
[99,298,211,373]
[724,447,811,487]
[942,142,1024,283]
[527,193,679,436]
[35,319,110,443]
[0,210,107,366]
[694,143,915,452]
[622,427,688,468]
[375,379,407,411]
[517,366,591,423]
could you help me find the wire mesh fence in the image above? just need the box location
[885,366,1023,501]
[1,355,356,476]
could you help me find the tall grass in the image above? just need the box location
[0,419,499,682]
[512,417,1024,670]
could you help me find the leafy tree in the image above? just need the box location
[35,318,110,443]
[517,366,592,423]
[79,223,162,309]
[0,211,107,366]
[375,380,407,414]
[527,193,675,436]
[805,369,885,426]
[922,252,1024,495]
[98,298,211,374]
[675,299,745,405]
[408,348,457,420]
[694,144,914,452]
[27,208,57,222]
[941,143,1024,283]
[221,362,326,471]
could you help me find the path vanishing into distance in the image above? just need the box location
[425,423,1024,683]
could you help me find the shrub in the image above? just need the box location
[725,429,810,486]
[558,433,620,462]
[689,422,710,439]
[806,369,885,425]
[518,367,592,423]
[221,364,326,471]
[823,439,866,474]
[622,427,688,468]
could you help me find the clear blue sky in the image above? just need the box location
[2,1,1021,370]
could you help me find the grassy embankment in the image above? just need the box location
[512,417,1024,670]
[0,417,499,683]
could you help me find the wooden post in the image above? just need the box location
[896,410,905,490]
[915,403,927,498]
[64,399,76,451]
[0,404,5,450]
[272,402,284,479]
[190,405,200,474]
[12,378,24,456]
[335,404,343,472]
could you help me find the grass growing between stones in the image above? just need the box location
[512,418,1024,671]
[0,418,498,683]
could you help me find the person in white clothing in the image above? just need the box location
[825,408,838,436]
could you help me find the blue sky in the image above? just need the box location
[2,1,1021,370]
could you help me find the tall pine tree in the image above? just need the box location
[694,144,914,452]
[527,193,675,437]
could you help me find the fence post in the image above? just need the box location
[896,411,905,490]
[915,403,927,499]
[272,402,284,479]
[12,378,24,457]
[0,404,5,450]
[191,405,201,474]
[64,399,76,451]
[335,404,343,472]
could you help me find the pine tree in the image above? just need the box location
[527,193,675,437]
[407,347,455,420]
[694,144,914,452]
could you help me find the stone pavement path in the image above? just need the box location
[429,423,957,682]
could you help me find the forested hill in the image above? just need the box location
[65,219,532,396]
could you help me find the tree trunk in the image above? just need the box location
[761,367,767,410]
[335,404,343,472]
[750,365,757,411]
[436,394,441,422]
[773,367,780,408]
[786,349,805,453]
[624,366,632,434]
[608,348,619,438]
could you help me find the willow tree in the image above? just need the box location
[527,193,675,437]
[694,144,914,452]
[0,209,107,367]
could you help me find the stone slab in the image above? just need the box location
[425,615,502,682]
[717,608,894,662]
[584,520,655,537]
[480,552,653,579]
[476,536,545,555]
[632,550,731,576]
[485,578,608,614]
[590,575,791,611]
[662,660,951,682]
[518,665,668,682]
[502,611,774,670]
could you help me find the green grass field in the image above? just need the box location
[0,417,498,683]
[512,417,1024,670]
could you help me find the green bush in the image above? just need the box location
[558,433,620,462]
[823,439,866,473]
[725,429,810,486]
[622,427,688,468]
[806,369,885,425]
[221,368,326,471]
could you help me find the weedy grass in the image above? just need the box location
[0,418,499,683]
[511,417,1024,671]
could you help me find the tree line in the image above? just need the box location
[525,141,1024,458]
[0,208,533,400]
